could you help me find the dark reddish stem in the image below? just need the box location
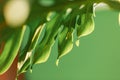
[0,55,25,80]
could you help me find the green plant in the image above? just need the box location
[0,0,120,79]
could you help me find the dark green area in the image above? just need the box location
[26,10,120,80]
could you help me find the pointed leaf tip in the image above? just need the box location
[75,39,80,47]
[56,59,59,66]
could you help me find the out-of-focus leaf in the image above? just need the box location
[0,26,26,75]
[39,0,55,7]
[104,1,120,11]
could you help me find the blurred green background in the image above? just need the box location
[25,10,120,80]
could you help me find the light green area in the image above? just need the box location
[39,0,54,7]
[26,10,120,80]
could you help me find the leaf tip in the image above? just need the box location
[29,69,32,73]
[75,39,80,47]
[56,59,59,66]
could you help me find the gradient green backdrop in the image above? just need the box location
[26,10,120,80]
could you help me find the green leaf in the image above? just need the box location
[29,24,45,51]
[33,12,63,64]
[18,19,43,62]
[18,57,30,74]
[76,3,95,38]
[77,13,94,38]
[0,0,119,76]
[0,26,26,75]
[19,25,30,53]
[56,26,73,66]
[18,24,45,74]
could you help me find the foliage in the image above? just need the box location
[0,0,120,78]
